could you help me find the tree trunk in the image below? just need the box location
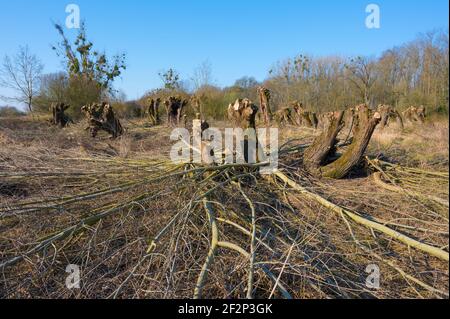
[165,97,187,127]
[227,99,259,163]
[310,112,319,129]
[394,110,404,129]
[304,104,381,179]
[303,111,344,173]
[377,104,403,130]
[51,103,72,128]
[378,104,390,129]
[147,98,161,126]
[28,98,32,113]
[320,105,381,178]
[82,103,123,139]
[257,87,272,126]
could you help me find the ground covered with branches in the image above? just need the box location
[0,116,448,299]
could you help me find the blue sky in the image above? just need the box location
[0,0,448,108]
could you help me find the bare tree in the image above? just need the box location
[345,56,377,107]
[0,46,44,113]
[191,60,214,91]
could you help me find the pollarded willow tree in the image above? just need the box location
[257,86,272,126]
[81,102,124,139]
[50,102,72,128]
[164,96,188,127]
[225,98,380,179]
[303,104,381,179]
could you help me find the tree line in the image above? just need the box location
[1,24,448,120]
[265,29,448,116]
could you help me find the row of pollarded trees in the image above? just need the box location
[49,93,194,139]
[243,86,321,129]
[50,101,124,139]
[227,97,383,179]
[145,96,189,127]
[225,87,428,180]
[303,103,425,178]
[248,86,427,131]
[51,83,428,143]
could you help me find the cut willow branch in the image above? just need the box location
[235,182,257,299]
[338,211,448,298]
[274,171,449,262]
[0,191,163,270]
[217,241,293,299]
[193,200,219,299]
[372,172,449,208]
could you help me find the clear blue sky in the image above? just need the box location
[0,0,448,108]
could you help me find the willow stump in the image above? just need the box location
[164,96,188,127]
[257,87,272,127]
[402,106,426,124]
[303,111,344,172]
[51,103,72,128]
[147,98,161,126]
[377,104,404,129]
[227,98,259,163]
[193,113,213,164]
[304,104,381,179]
[274,107,295,125]
[292,102,317,128]
[82,103,124,139]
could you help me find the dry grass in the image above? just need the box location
[371,120,449,169]
[0,115,448,299]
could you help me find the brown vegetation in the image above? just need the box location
[0,21,448,301]
[0,114,448,299]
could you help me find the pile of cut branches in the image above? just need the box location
[0,140,448,299]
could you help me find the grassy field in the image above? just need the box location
[0,115,448,299]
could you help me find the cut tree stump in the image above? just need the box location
[147,98,161,126]
[377,104,404,129]
[227,98,259,163]
[402,106,426,124]
[274,107,295,125]
[304,104,381,179]
[310,112,319,129]
[81,102,124,139]
[51,103,72,128]
[303,111,344,173]
[257,87,272,126]
[164,96,188,127]
[192,113,214,164]
[227,98,258,130]
[292,102,317,128]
